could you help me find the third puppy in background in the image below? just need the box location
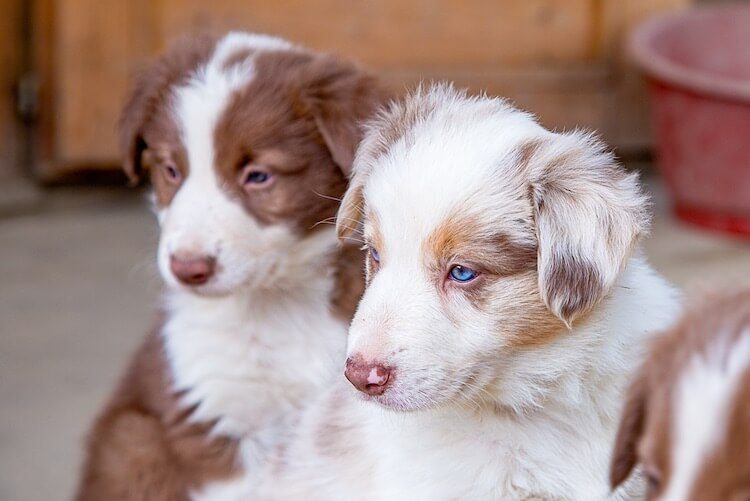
[259,84,680,500]
[611,290,750,501]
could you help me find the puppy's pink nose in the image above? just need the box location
[344,357,392,396]
[169,255,216,286]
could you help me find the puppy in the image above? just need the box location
[258,84,680,500]
[611,290,750,501]
[76,32,387,500]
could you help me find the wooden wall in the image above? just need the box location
[33,0,690,179]
[0,0,23,182]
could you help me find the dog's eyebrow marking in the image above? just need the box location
[425,214,537,277]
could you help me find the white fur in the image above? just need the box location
[258,86,680,500]
[159,32,299,297]
[261,262,678,500]
[662,331,750,501]
[152,33,345,500]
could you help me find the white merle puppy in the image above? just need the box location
[258,84,680,500]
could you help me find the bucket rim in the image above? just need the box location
[628,5,750,103]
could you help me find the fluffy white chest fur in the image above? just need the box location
[162,276,347,500]
[261,259,680,501]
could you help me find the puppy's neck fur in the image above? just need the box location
[368,256,679,499]
[161,227,346,439]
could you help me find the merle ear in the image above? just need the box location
[303,55,389,177]
[525,132,649,326]
[611,366,649,489]
[118,35,215,185]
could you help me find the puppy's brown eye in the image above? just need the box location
[239,164,274,190]
[162,164,181,184]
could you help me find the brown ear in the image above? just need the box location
[302,55,390,177]
[336,165,367,240]
[610,367,649,489]
[526,132,650,326]
[118,35,216,185]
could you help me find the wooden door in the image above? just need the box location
[0,0,23,182]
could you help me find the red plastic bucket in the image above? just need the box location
[629,5,750,237]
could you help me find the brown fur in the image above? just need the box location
[76,328,240,500]
[83,35,389,499]
[521,137,648,326]
[331,242,366,321]
[211,49,388,234]
[611,289,750,500]
[425,212,537,279]
[119,34,216,186]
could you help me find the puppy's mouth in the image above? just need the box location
[355,379,456,413]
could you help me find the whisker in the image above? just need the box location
[312,191,343,203]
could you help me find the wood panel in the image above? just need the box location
[33,0,691,179]
[0,0,23,181]
[33,0,156,178]
[158,0,597,67]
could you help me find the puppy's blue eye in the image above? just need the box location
[244,171,270,184]
[369,246,380,263]
[449,265,477,283]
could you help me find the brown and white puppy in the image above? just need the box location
[76,32,387,500]
[257,84,680,500]
[611,290,750,501]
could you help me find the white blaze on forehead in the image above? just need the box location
[156,32,303,292]
[172,32,296,188]
[163,34,268,250]
[173,32,294,181]
[664,331,750,501]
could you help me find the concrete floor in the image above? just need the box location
[1,177,749,501]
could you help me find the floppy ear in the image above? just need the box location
[119,69,154,185]
[118,35,215,185]
[610,367,649,489]
[526,132,649,326]
[302,55,389,177]
[336,162,368,240]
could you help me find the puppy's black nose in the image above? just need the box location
[344,357,392,396]
[169,255,216,286]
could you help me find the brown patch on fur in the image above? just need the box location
[330,242,366,321]
[611,290,750,500]
[211,49,389,235]
[543,254,604,323]
[76,325,240,500]
[688,366,750,500]
[142,143,188,206]
[425,212,537,280]
[336,178,365,240]
[119,34,216,186]
[518,133,649,326]
[423,209,563,347]
[496,274,567,349]
[516,138,545,172]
